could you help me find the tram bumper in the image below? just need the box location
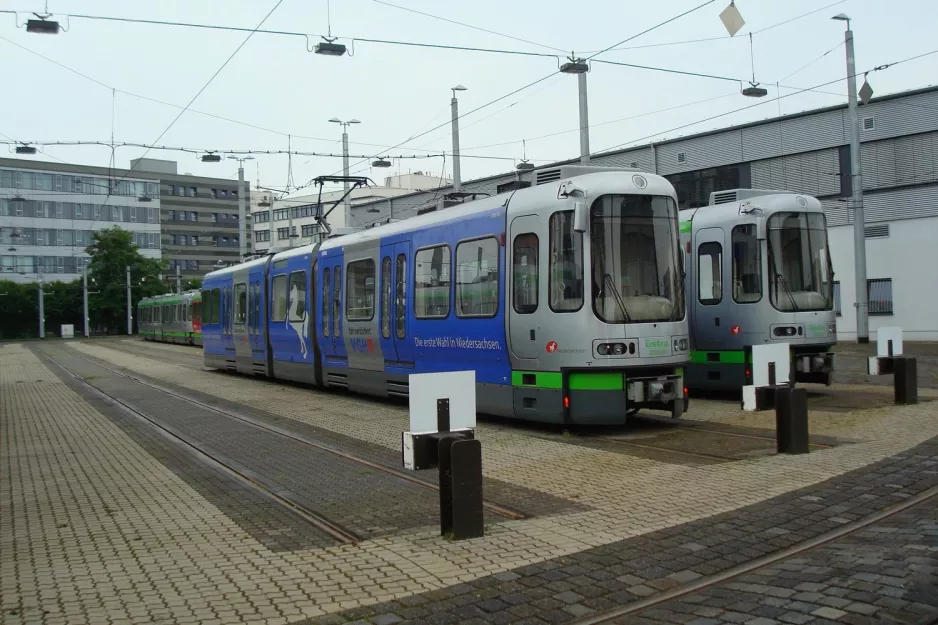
[793,351,835,386]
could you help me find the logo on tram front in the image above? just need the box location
[546,341,558,353]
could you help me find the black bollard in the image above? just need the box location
[894,357,918,405]
[776,386,809,454]
[449,438,484,540]
[438,436,456,537]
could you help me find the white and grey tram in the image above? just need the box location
[680,188,836,391]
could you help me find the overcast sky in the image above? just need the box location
[2,0,936,196]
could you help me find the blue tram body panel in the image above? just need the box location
[268,249,315,383]
[403,208,510,387]
[201,271,232,368]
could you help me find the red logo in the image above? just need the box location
[546,341,558,353]
[730,325,741,336]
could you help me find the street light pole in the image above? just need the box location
[126,265,132,335]
[227,155,254,261]
[834,13,868,344]
[38,266,45,339]
[329,118,361,228]
[82,267,89,338]
[451,85,467,191]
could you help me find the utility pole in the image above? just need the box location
[38,266,45,339]
[835,14,869,344]
[329,118,361,228]
[451,85,467,191]
[125,265,132,335]
[577,72,590,164]
[560,56,591,164]
[227,155,254,261]
[175,265,182,294]
[82,267,89,338]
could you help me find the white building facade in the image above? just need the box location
[0,161,161,284]
[347,86,938,342]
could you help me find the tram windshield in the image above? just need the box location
[590,194,684,324]
[767,212,833,312]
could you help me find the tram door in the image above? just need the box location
[508,214,545,363]
[693,227,726,350]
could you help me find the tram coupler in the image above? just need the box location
[793,351,835,386]
[626,374,685,417]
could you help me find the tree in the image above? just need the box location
[0,279,38,339]
[86,227,165,334]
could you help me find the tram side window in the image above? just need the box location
[322,267,330,337]
[211,288,220,324]
[456,237,499,318]
[548,211,584,312]
[271,275,287,322]
[193,301,201,325]
[698,242,723,305]
[732,225,761,303]
[381,257,391,338]
[234,283,247,324]
[395,255,406,339]
[332,267,341,336]
[288,271,307,322]
[253,283,261,334]
[246,283,254,330]
[346,260,375,321]
[512,233,539,314]
[415,245,451,319]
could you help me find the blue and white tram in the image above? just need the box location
[202,165,691,425]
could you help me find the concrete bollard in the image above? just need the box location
[894,357,918,405]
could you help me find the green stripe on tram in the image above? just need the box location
[511,371,625,391]
[689,350,750,364]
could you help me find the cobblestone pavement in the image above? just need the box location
[609,494,938,625]
[3,339,938,625]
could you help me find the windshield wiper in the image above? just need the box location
[773,271,800,312]
[604,273,632,323]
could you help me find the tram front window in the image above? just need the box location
[767,212,833,312]
[590,194,684,324]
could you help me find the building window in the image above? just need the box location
[191,235,199,246]
[833,281,841,316]
[456,237,499,318]
[731,224,761,303]
[346,259,376,321]
[415,246,451,319]
[698,242,723,305]
[167,210,175,221]
[169,184,177,196]
[211,213,218,222]
[271,274,287,322]
[301,224,318,237]
[548,211,584,312]
[512,233,538,314]
[289,271,307,321]
[190,211,198,222]
[178,235,188,246]
[277,228,290,240]
[189,187,197,197]
[255,211,269,223]
[255,230,270,242]
[868,278,893,315]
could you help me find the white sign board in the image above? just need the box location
[751,343,790,388]
[877,326,903,357]
[408,370,476,433]
[60,324,74,339]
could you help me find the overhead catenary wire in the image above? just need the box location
[310,0,718,189]
[0,140,557,163]
[594,47,938,156]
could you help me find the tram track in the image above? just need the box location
[38,348,362,546]
[567,483,938,625]
[51,343,527,522]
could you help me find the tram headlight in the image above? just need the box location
[613,343,626,355]
[829,323,836,336]
[597,342,630,356]
[671,337,689,353]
